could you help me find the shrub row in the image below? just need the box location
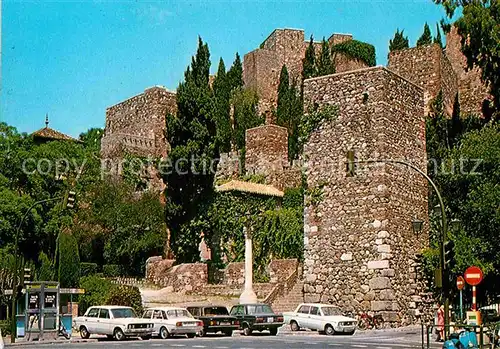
[80,263,124,277]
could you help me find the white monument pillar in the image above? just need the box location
[239,226,257,304]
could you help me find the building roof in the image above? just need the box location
[215,180,284,197]
[31,115,80,142]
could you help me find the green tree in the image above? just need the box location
[416,23,433,47]
[317,37,335,76]
[105,284,144,315]
[227,53,243,92]
[79,275,113,314]
[163,37,217,263]
[58,230,80,288]
[302,35,317,79]
[434,23,443,48]
[36,251,54,281]
[231,88,264,150]
[213,58,232,153]
[276,65,290,124]
[389,29,410,52]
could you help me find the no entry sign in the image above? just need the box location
[464,266,483,286]
[457,276,465,290]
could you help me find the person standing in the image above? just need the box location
[437,304,445,342]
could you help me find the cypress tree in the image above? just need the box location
[434,23,443,48]
[164,37,218,263]
[277,65,290,125]
[227,53,243,92]
[58,231,80,288]
[213,58,232,153]
[389,29,409,52]
[232,88,264,150]
[317,37,335,76]
[302,35,317,79]
[416,23,433,47]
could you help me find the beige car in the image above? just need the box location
[142,306,203,339]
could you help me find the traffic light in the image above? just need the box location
[346,150,356,177]
[66,190,76,209]
[23,268,31,284]
[444,240,455,271]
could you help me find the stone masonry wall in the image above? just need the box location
[245,124,288,176]
[302,67,429,326]
[101,86,177,160]
[445,26,491,116]
[243,29,368,116]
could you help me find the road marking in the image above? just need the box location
[170,345,186,347]
[352,345,368,348]
[192,346,206,348]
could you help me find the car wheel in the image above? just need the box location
[159,326,170,339]
[114,328,125,341]
[325,324,335,336]
[199,328,207,337]
[269,327,278,336]
[223,330,233,337]
[290,321,300,332]
[186,333,196,338]
[242,324,253,336]
[80,326,90,339]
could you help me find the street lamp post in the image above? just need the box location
[10,196,64,343]
[350,157,450,340]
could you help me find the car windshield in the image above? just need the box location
[167,309,192,318]
[204,307,229,316]
[321,307,342,316]
[247,305,274,314]
[111,308,137,318]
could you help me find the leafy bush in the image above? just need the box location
[36,251,54,281]
[79,275,113,315]
[331,40,376,67]
[0,319,11,336]
[283,187,304,209]
[103,264,121,277]
[58,231,80,288]
[105,285,143,315]
[80,263,99,277]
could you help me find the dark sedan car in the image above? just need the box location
[186,306,239,336]
[229,303,283,336]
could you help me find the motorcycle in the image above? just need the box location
[442,330,478,349]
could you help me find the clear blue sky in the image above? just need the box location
[1,0,449,138]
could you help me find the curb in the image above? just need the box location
[4,338,98,347]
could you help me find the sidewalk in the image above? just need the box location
[2,335,97,347]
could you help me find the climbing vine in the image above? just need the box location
[298,104,338,147]
[206,188,304,281]
[331,40,376,67]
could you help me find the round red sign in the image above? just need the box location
[456,276,465,290]
[464,266,483,286]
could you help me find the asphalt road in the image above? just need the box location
[10,329,442,349]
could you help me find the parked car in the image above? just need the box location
[186,305,239,336]
[229,303,283,336]
[73,306,154,341]
[283,303,357,335]
[142,306,203,339]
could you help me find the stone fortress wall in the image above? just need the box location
[243,29,369,118]
[302,67,429,326]
[388,26,490,117]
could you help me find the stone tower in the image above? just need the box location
[100,86,177,192]
[302,66,429,325]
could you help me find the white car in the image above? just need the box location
[283,303,357,335]
[73,306,154,341]
[142,306,203,339]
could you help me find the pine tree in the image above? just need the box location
[389,29,409,52]
[434,23,443,48]
[302,35,317,79]
[213,58,232,153]
[227,53,243,92]
[317,37,335,76]
[416,23,433,47]
[164,37,218,263]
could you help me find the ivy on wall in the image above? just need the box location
[298,104,338,148]
[206,188,304,281]
[331,40,376,67]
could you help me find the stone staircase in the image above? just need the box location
[271,280,304,313]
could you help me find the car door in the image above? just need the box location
[296,305,310,328]
[142,309,154,333]
[97,308,111,335]
[308,306,322,331]
[152,309,164,333]
[85,307,99,333]
[230,305,244,325]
